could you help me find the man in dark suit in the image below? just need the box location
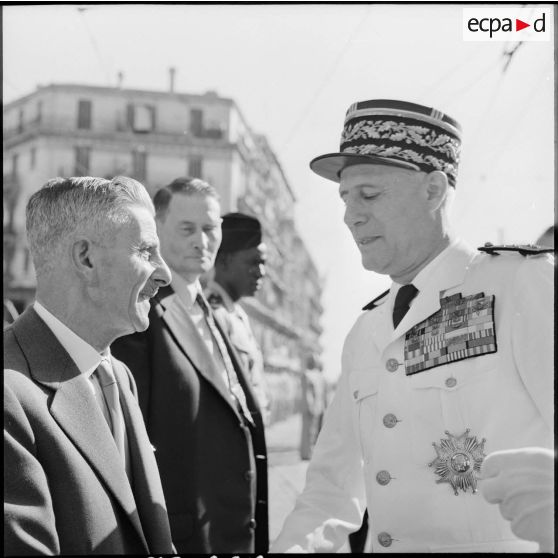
[4,176,174,555]
[112,177,269,554]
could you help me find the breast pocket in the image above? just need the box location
[349,371,380,456]
[407,352,500,392]
[406,352,501,465]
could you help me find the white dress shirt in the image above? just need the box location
[34,301,103,393]
[170,271,231,391]
[33,301,131,474]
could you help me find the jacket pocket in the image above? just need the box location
[349,370,380,401]
[349,371,380,456]
[407,352,499,392]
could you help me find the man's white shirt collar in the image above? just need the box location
[206,280,236,312]
[33,300,104,377]
[170,270,202,311]
[389,237,461,311]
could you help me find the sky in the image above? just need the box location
[3,3,555,382]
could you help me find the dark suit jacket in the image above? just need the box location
[4,307,174,556]
[111,285,269,554]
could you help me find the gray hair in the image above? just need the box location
[153,177,220,222]
[26,175,154,274]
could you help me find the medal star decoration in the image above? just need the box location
[429,429,487,495]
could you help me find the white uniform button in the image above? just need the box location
[353,390,359,399]
[445,377,457,388]
[386,358,399,372]
[376,470,392,485]
[383,413,398,428]
[378,532,393,547]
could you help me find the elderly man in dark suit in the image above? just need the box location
[111,177,269,554]
[4,176,174,555]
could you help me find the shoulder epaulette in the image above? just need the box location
[206,292,223,309]
[362,289,390,311]
[478,242,554,257]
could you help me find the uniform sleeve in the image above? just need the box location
[244,348,271,425]
[510,255,553,431]
[271,324,366,552]
[4,383,60,556]
[480,447,554,553]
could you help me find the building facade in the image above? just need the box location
[3,82,323,423]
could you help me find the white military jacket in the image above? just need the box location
[272,239,553,553]
[205,281,271,424]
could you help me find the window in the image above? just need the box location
[77,99,92,130]
[74,146,91,176]
[188,156,203,178]
[126,104,156,132]
[37,101,43,124]
[11,154,19,178]
[17,109,24,134]
[190,109,203,137]
[132,149,147,182]
[30,147,36,170]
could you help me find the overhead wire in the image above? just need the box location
[76,6,113,85]
[479,59,552,179]
[418,44,488,100]
[444,37,526,164]
[279,5,372,152]
[449,41,531,223]
[3,78,24,99]
[455,45,551,230]
[502,42,524,73]
[439,53,505,106]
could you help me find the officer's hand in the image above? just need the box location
[480,447,555,553]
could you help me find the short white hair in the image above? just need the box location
[443,180,456,213]
[26,175,154,274]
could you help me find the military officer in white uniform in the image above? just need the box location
[271,99,554,553]
[205,212,271,425]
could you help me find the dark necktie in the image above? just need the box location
[392,284,419,328]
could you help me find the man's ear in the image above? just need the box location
[425,171,449,210]
[70,237,98,282]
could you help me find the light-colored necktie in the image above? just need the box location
[196,293,254,425]
[94,358,128,466]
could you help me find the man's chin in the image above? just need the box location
[134,317,150,332]
[361,256,384,274]
[130,306,151,332]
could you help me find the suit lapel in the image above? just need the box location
[13,308,148,551]
[368,297,393,357]
[156,288,243,420]
[112,359,165,551]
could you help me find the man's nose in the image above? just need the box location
[344,203,367,229]
[192,230,209,250]
[153,253,172,287]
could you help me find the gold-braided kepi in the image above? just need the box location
[310,99,462,187]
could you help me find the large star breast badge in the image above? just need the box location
[428,429,486,495]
